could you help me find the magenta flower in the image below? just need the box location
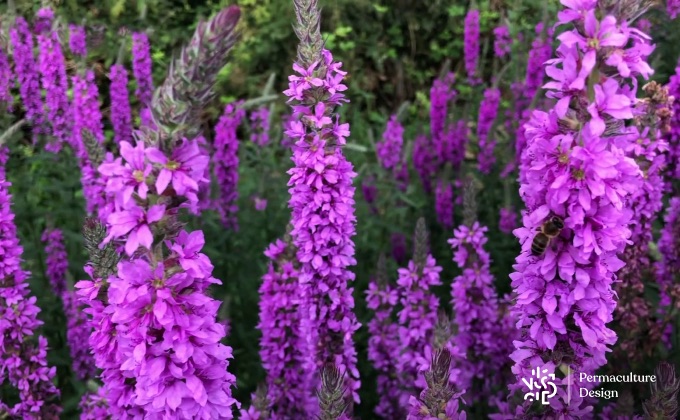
[99,141,152,205]
[0,48,12,107]
[499,207,517,234]
[670,0,680,19]
[435,180,454,229]
[213,103,246,229]
[493,25,512,57]
[146,138,210,205]
[464,9,481,85]
[249,106,270,146]
[68,24,87,57]
[104,204,165,255]
[376,115,405,173]
[477,88,501,174]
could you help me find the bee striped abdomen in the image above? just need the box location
[531,233,550,256]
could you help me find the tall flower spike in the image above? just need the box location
[510,0,650,416]
[643,362,680,419]
[0,44,13,107]
[464,9,480,85]
[0,148,61,418]
[213,103,246,230]
[365,254,402,418]
[131,32,154,106]
[667,58,680,182]
[258,236,315,417]
[477,87,501,174]
[285,0,360,410]
[152,7,241,149]
[109,64,134,145]
[396,218,442,407]
[9,17,45,135]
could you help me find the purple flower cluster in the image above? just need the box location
[477,88,501,174]
[41,228,97,381]
[448,223,513,404]
[249,106,270,146]
[667,59,680,180]
[69,24,87,57]
[9,17,45,135]
[109,64,134,145]
[284,48,360,404]
[430,73,456,155]
[257,238,314,417]
[376,115,405,177]
[396,246,442,406]
[79,389,111,420]
[493,26,512,58]
[464,9,481,85]
[657,198,680,336]
[131,32,154,107]
[213,103,246,230]
[0,148,61,418]
[435,179,454,229]
[511,1,652,415]
[413,134,437,193]
[36,9,72,152]
[0,47,12,107]
[365,267,401,418]
[669,0,680,19]
[498,207,517,234]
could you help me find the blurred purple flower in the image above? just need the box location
[464,9,480,85]
[109,64,133,145]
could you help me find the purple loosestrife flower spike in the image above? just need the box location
[406,349,467,420]
[41,228,97,380]
[213,103,246,230]
[0,148,61,418]
[499,207,517,234]
[109,64,134,145]
[365,255,402,418]
[413,134,437,193]
[36,9,72,153]
[151,6,241,150]
[643,362,680,419]
[131,32,154,106]
[493,25,512,58]
[0,47,12,108]
[435,180,454,229]
[258,236,315,417]
[667,59,680,181]
[668,0,680,19]
[250,106,271,146]
[396,218,442,407]
[285,0,360,409]
[510,1,652,416]
[9,17,45,136]
[69,24,87,57]
[464,9,480,85]
[430,73,456,162]
[79,389,111,420]
[477,87,501,174]
[376,114,404,176]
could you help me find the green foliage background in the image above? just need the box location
[1,0,680,418]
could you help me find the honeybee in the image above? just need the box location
[531,215,564,256]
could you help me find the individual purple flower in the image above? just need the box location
[9,17,45,135]
[477,88,501,174]
[498,207,517,234]
[396,219,442,408]
[109,64,133,145]
[250,106,270,146]
[0,148,61,418]
[493,25,512,58]
[285,18,361,405]
[449,222,514,404]
[103,204,166,256]
[464,9,481,85]
[131,32,154,106]
[0,48,13,108]
[99,141,152,206]
[435,180,454,229]
[253,197,267,211]
[146,138,210,209]
[257,238,315,417]
[376,115,405,174]
[69,24,87,57]
[36,12,72,152]
[213,103,246,229]
[365,256,402,418]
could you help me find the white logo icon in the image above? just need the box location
[522,366,558,404]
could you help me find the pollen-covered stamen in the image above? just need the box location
[133,169,145,183]
[165,160,180,170]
